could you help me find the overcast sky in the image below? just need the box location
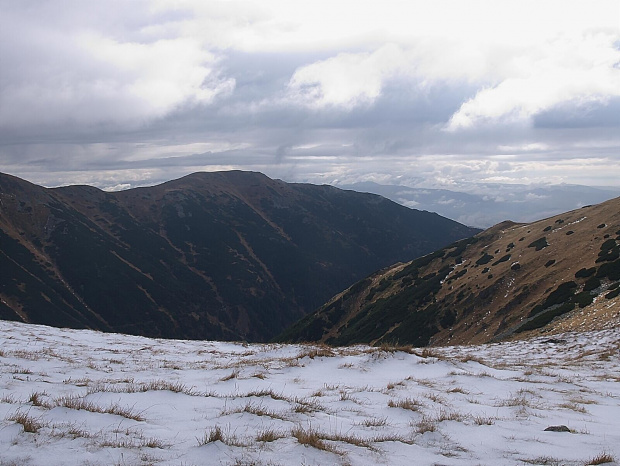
[1,0,619,191]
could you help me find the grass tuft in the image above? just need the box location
[8,411,47,433]
[388,397,423,412]
[198,426,224,445]
[291,426,341,455]
[587,452,616,465]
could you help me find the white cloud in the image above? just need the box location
[287,45,402,108]
[447,32,620,130]
[0,32,234,128]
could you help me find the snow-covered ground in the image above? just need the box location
[0,320,618,466]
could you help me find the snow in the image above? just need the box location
[0,320,619,465]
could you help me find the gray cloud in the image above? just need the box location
[0,1,619,192]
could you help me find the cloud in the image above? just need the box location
[447,32,620,130]
[0,1,234,135]
[0,0,619,192]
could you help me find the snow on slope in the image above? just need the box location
[0,320,618,465]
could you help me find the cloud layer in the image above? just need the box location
[0,0,618,190]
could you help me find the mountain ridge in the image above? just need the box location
[0,170,479,341]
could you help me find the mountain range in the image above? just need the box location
[0,171,478,342]
[278,196,620,346]
[342,181,620,228]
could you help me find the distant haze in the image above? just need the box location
[1,1,619,191]
[342,182,620,228]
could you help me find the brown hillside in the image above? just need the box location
[277,197,620,346]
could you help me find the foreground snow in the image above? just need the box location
[0,321,618,466]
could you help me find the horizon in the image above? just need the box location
[0,1,619,192]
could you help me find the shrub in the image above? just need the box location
[575,267,596,278]
[605,288,620,299]
[575,291,594,308]
[492,254,511,266]
[528,237,548,251]
[583,276,601,292]
[476,253,494,266]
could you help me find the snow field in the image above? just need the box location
[0,320,619,465]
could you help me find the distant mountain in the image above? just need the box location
[277,196,620,346]
[341,181,620,228]
[0,171,479,342]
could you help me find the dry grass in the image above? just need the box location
[256,428,285,442]
[473,414,496,425]
[88,379,198,396]
[98,434,168,449]
[434,408,467,423]
[586,452,616,465]
[375,343,417,354]
[388,397,423,412]
[457,355,488,365]
[54,395,145,421]
[291,427,342,455]
[358,416,388,427]
[447,386,468,394]
[521,456,565,465]
[52,423,94,440]
[1,393,17,404]
[198,426,224,445]
[8,411,47,433]
[244,389,290,402]
[28,391,49,408]
[386,380,406,390]
[293,397,326,414]
[220,369,240,381]
[425,393,448,404]
[414,416,437,434]
[296,346,336,359]
[222,402,287,421]
[559,401,588,414]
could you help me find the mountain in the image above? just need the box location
[341,181,620,228]
[277,196,620,346]
[0,171,479,342]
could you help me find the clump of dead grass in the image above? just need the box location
[54,395,145,421]
[7,411,47,433]
[291,426,341,455]
[388,397,423,412]
[586,452,616,465]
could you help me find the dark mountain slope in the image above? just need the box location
[0,171,478,341]
[277,196,620,346]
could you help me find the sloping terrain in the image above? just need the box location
[0,320,618,465]
[278,197,620,346]
[0,171,478,341]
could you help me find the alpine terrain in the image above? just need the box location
[0,170,478,342]
[278,196,620,346]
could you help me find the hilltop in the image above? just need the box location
[278,196,620,346]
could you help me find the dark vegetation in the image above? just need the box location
[277,236,480,346]
[528,237,548,251]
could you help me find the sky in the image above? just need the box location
[0,0,619,192]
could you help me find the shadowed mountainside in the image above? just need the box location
[277,196,620,346]
[0,170,479,341]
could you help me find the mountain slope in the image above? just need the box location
[0,171,479,341]
[277,196,620,346]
